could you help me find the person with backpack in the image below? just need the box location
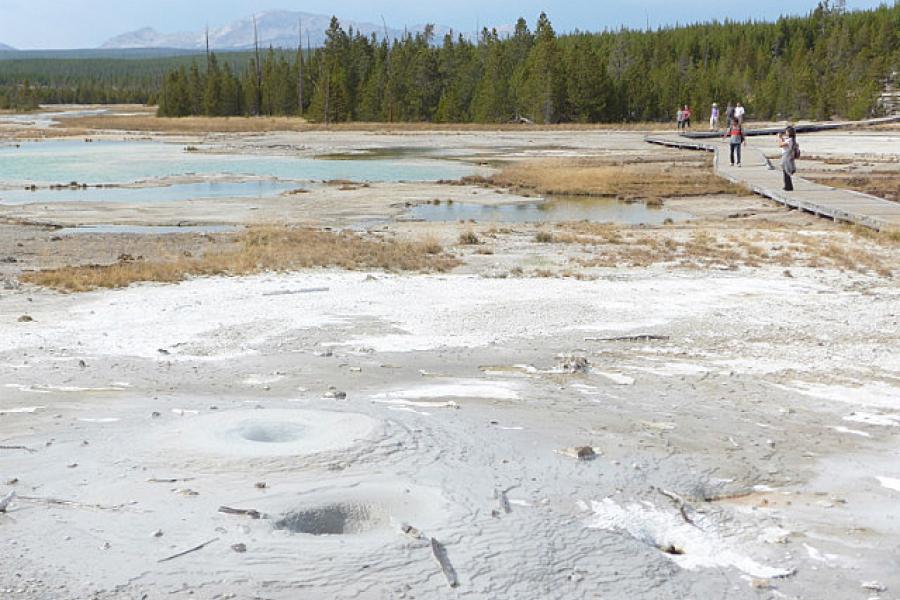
[724,117,746,166]
[778,126,800,191]
[725,103,735,128]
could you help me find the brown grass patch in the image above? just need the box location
[486,158,748,200]
[532,222,897,275]
[807,174,900,203]
[20,227,459,292]
[53,110,671,135]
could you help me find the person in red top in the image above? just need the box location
[724,118,746,166]
[682,105,692,129]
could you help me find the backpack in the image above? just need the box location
[793,142,801,160]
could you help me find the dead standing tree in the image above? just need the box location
[297,18,304,114]
[253,15,263,116]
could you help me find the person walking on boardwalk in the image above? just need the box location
[778,126,799,191]
[676,106,684,130]
[683,105,692,129]
[710,103,720,130]
[724,117,746,166]
[734,102,746,124]
[725,103,735,128]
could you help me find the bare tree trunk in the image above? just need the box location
[297,18,304,115]
[253,15,262,116]
[324,72,330,127]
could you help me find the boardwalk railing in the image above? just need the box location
[645,126,900,231]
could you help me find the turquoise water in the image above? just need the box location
[0,180,297,204]
[0,140,476,187]
[408,196,691,225]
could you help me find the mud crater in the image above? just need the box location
[274,502,389,536]
[234,422,306,444]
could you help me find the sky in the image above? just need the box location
[0,0,892,49]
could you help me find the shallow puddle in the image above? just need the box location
[408,195,691,225]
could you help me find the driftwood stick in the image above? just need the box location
[584,335,670,342]
[431,538,459,588]
[0,445,36,453]
[655,487,699,528]
[17,495,124,511]
[158,537,220,563]
[218,506,262,519]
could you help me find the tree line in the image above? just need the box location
[4,3,898,121]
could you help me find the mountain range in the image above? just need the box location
[101,10,466,50]
[0,43,16,51]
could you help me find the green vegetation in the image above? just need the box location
[2,2,898,122]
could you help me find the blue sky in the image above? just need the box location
[0,0,892,49]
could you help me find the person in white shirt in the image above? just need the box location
[734,102,746,124]
[709,103,720,130]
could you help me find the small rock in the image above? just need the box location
[231,543,247,553]
[78,360,86,368]
[157,349,170,355]
[324,387,347,400]
[151,529,163,538]
[0,257,17,264]
[67,463,78,469]
[561,446,596,460]
[151,411,161,418]
[5,478,18,486]
[862,581,886,592]
[254,482,267,489]
[556,354,590,374]
[17,315,33,323]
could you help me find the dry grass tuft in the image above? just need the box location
[458,231,481,245]
[21,226,459,292]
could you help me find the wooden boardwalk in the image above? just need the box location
[646,133,900,231]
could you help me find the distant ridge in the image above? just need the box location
[101,10,466,50]
[0,43,16,51]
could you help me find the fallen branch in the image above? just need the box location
[431,538,459,588]
[262,287,330,297]
[158,537,219,563]
[218,506,262,519]
[654,487,699,528]
[0,445,36,453]
[147,477,195,483]
[585,334,670,342]
[17,495,125,511]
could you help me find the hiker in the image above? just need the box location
[676,107,684,130]
[724,117,746,166]
[710,103,720,130]
[734,102,746,124]
[683,105,692,129]
[778,126,799,191]
[725,103,735,127]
